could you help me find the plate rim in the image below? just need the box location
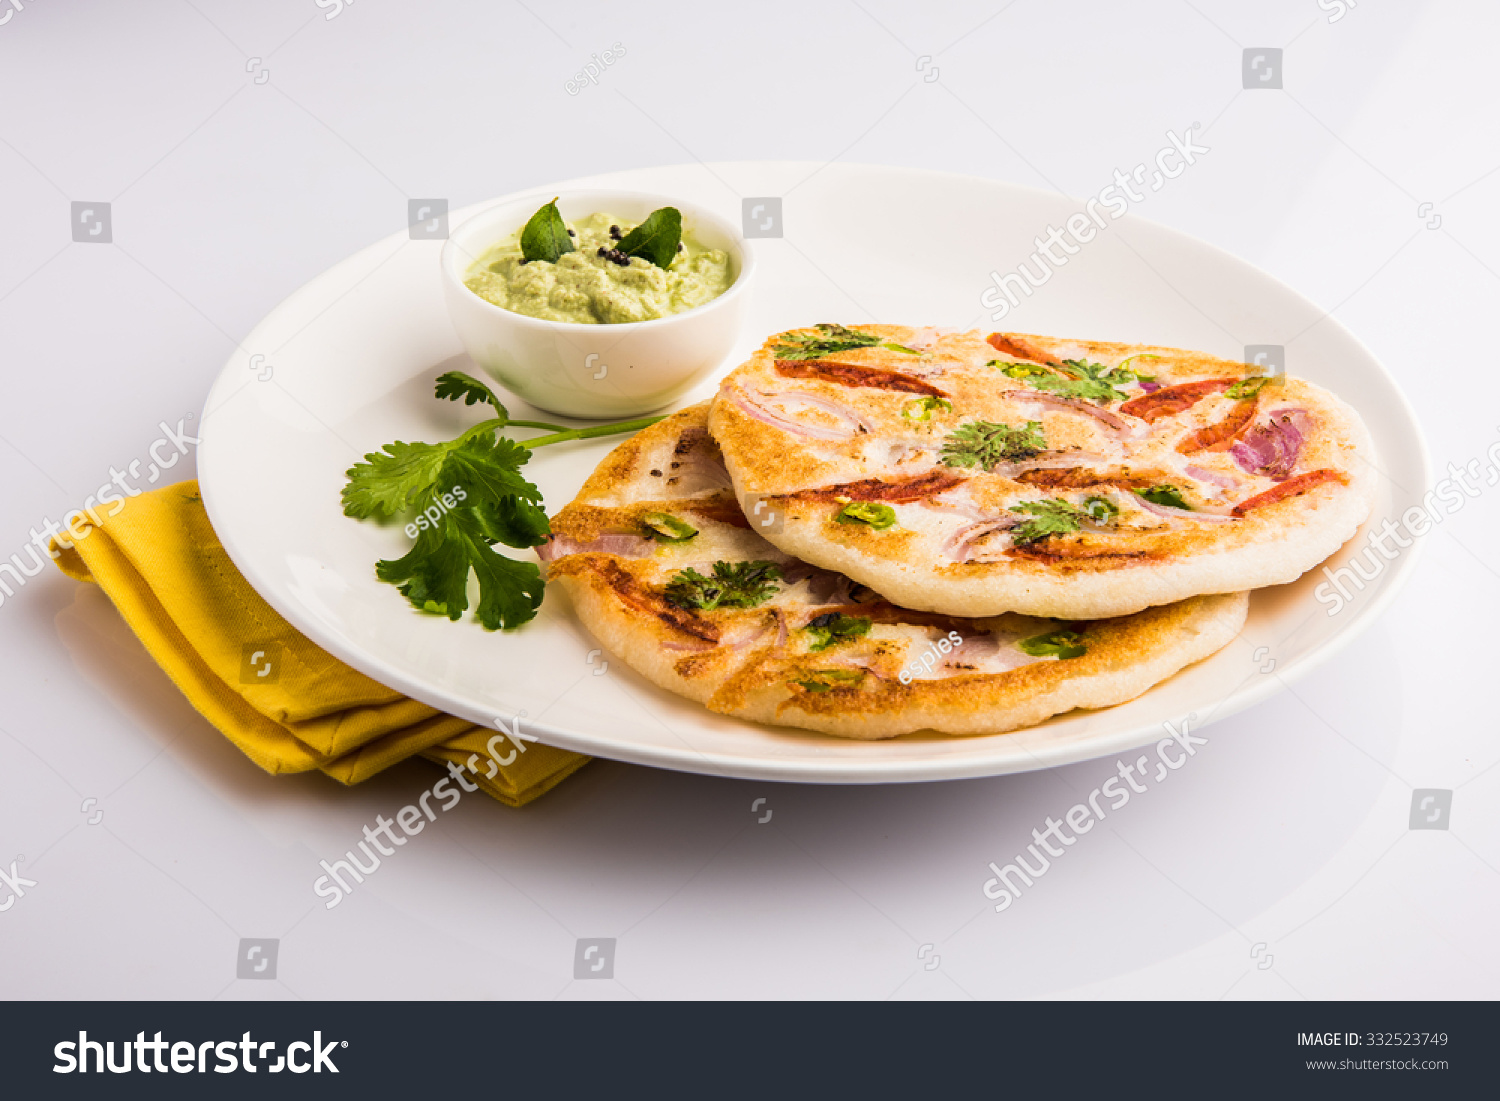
[198,160,1430,784]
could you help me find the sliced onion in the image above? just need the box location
[942,517,1019,562]
[903,326,946,351]
[725,386,868,441]
[777,559,817,586]
[803,570,857,606]
[662,613,782,655]
[665,457,733,495]
[884,438,939,467]
[1182,463,1239,492]
[1130,495,1237,524]
[756,387,874,434]
[1231,407,1312,482]
[1179,463,1243,502]
[937,634,1046,676]
[991,449,1111,478]
[919,489,992,521]
[1008,389,1131,435]
[537,533,656,562]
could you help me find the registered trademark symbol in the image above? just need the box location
[341,1041,348,1047]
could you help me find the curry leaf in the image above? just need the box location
[616,206,683,269]
[519,198,575,264]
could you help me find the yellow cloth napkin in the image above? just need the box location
[50,480,589,806]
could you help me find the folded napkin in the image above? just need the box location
[50,480,588,806]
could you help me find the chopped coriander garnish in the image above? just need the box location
[902,396,954,421]
[640,512,699,543]
[991,358,1143,404]
[1017,628,1087,659]
[663,560,783,611]
[940,419,1046,471]
[342,371,660,630]
[792,668,866,693]
[1007,498,1085,546]
[804,612,872,652]
[771,323,883,360]
[1081,495,1118,525]
[835,501,898,529]
[1136,485,1192,510]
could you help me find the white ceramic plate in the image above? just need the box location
[197,163,1427,783]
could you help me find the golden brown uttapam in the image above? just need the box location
[706,325,1376,619]
[540,403,1249,741]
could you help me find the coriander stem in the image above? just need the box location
[521,415,666,448]
[458,417,506,444]
[507,419,568,432]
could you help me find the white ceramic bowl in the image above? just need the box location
[440,189,754,419]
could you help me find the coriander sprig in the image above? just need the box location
[991,358,1145,404]
[1008,498,1085,546]
[342,372,661,630]
[771,323,917,361]
[663,561,784,611]
[940,420,1046,470]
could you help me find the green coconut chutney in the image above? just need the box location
[465,212,733,324]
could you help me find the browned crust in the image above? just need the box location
[1014,467,1170,490]
[551,494,738,543]
[1008,543,1163,570]
[572,404,712,503]
[704,593,1238,722]
[775,359,947,398]
[549,556,721,642]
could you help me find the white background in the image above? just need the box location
[1,0,1498,1000]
